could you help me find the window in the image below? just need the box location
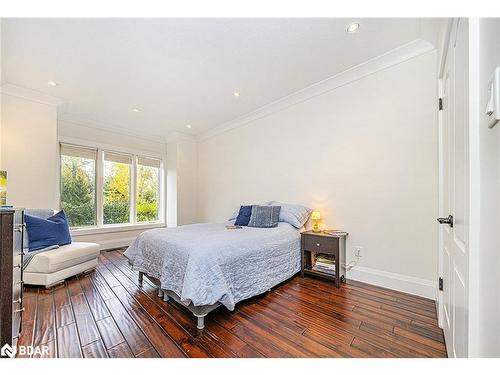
[137,156,161,222]
[60,144,97,228]
[103,152,132,225]
[60,143,163,229]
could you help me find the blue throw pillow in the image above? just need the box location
[24,210,72,251]
[234,205,253,226]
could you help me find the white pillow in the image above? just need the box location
[266,201,312,228]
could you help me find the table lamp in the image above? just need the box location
[0,170,6,206]
[311,211,321,232]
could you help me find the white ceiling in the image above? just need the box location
[1,18,436,139]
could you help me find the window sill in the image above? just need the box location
[71,222,166,237]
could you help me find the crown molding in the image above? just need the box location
[198,38,435,142]
[0,82,65,107]
[58,114,168,146]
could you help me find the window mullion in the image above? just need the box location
[96,149,104,228]
[159,160,164,223]
[130,155,138,225]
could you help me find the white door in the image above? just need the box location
[438,18,469,358]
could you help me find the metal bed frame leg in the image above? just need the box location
[196,316,205,330]
[138,272,143,287]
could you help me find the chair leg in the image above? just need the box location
[163,293,169,302]
[138,272,143,287]
[158,288,163,298]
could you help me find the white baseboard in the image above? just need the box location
[347,266,437,300]
[96,237,136,251]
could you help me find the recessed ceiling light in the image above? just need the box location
[47,80,58,87]
[233,91,240,97]
[132,108,142,113]
[346,22,360,33]
[186,124,192,129]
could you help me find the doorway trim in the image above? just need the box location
[437,17,481,358]
[466,17,480,358]
[436,17,453,340]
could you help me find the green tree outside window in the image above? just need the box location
[60,155,96,227]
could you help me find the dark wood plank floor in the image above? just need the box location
[18,249,447,358]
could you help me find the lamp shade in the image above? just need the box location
[0,170,6,206]
[311,211,321,220]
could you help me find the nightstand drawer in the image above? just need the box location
[303,235,336,254]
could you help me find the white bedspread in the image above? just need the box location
[123,222,301,310]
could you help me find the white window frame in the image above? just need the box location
[59,139,165,236]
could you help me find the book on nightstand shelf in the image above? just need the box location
[312,254,336,275]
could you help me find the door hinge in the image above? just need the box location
[439,277,444,291]
[439,98,443,111]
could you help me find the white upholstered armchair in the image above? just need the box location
[23,209,100,288]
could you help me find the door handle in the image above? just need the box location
[14,223,26,232]
[437,215,454,228]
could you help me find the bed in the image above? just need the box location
[123,221,301,328]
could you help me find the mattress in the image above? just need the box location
[124,222,301,310]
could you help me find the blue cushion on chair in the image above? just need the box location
[234,205,253,226]
[24,210,72,251]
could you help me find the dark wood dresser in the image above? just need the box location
[0,208,24,351]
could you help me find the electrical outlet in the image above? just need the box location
[353,246,363,257]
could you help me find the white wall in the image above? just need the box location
[198,51,439,288]
[0,20,3,167]
[476,18,500,358]
[166,137,179,227]
[177,138,198,225]
[0,98,2,168]
[166,133,198,226]
[0,89,59,209]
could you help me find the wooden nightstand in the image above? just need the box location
[301,230,348,287]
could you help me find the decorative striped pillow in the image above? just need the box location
[248,205,281,228]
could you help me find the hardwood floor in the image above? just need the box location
[18,249,447,358]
